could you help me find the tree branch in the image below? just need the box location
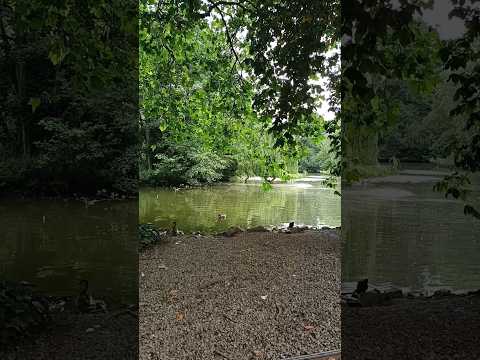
[199,0,253,18]
[210,4,242,81]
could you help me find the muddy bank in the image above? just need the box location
[140,230,341,360]
[342,292,480,359]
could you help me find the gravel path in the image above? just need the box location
[1,309,138,359]
[139,230,341,360]
[342,295,480,359]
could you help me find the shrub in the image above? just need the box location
[0,281,50,347]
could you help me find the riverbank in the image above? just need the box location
[1,303,138,360]
[139,229,341,360]
[342,292,480,359]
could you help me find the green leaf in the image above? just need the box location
[48,49,65,65]
[28,98,41,113]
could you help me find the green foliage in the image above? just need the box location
[139,223,165,250]
[340,2,441,182]
[0,0,138,196]
[0,281,50,346]
[141,142,231,186]
[139,1,324,187]
[299,138,337,173]
[246,0,340,147]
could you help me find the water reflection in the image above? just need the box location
[139,176,341,233]
[0,199,138,304]
[343,174,480,293]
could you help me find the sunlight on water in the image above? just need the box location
[140,176,341,233]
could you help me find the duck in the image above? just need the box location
[353,278,368,298]
[169,221,178,236]
[76,279,107,313]
[77,279,94,313]
[218,214,227,220]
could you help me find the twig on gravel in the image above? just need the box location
[214,349,233,359]
[275,303,282,320]
[199,279,222,291]
[223,313,238,323]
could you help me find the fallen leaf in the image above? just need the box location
[253,350,264,358]
[175,311,184,321]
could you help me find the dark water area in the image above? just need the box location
[0,199,138,305]
[343,169,480,294]
[3,167,478,303]
[139,175,341,234]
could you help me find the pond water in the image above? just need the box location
[139,175,341,233]
[2,168,478,302]
[342,169,480,294]
[0,199,138,305]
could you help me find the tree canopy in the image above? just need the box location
[139,0,338,187]
[0,0,138,195]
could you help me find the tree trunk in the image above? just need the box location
[343,122,378,167]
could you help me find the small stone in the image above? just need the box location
[247,226,269,232]
[433,289,452,298]
[223,226,244,237]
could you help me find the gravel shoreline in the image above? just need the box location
[1,308,138,359]
[342,294,480,359]
[139,230,341,360]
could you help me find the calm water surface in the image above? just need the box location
[140,175,341,233]
[343,170,480,294]
[2,168,478,301]
[0,199,138,304]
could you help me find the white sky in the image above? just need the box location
[421,1,467,39]
[391,0,466,39]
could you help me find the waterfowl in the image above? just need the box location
[353,278,368,298]
[77,279,94,313]
[169,221,178,236]
[76,280,107,313]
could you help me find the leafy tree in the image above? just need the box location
[0,0,138,195]
[436,0,480,218]
[139,0,328,187]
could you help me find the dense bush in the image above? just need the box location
[0,2,138,196]
[140,145,231,186]
[299,138,337,174]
